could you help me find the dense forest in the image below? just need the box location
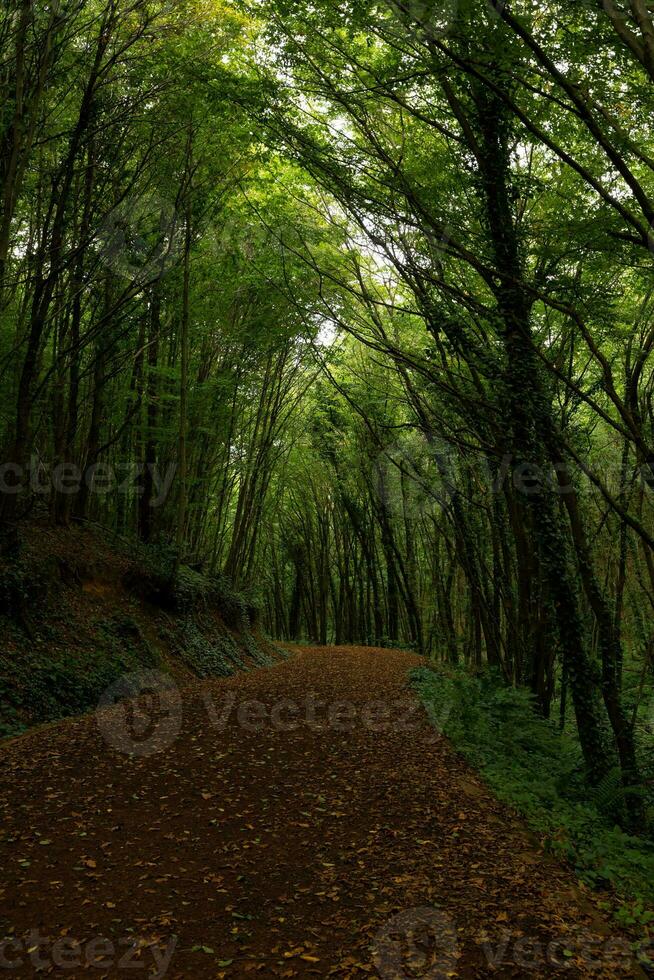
[2,1,654,975]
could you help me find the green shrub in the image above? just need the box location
[180,620,245,678]
[213,574,260,631]
[0,649,140,725]
[125,540,263,628]
[0,553,55,625]
[179,615,273,677]
[0,702,26,739]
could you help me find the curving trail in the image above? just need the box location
[0,647,642,978]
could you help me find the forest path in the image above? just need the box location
[0,646,641,978]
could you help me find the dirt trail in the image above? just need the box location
[0,647,643,978]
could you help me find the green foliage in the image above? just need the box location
[411,665,654,908]
[180,620,246,678]
[213,574,260,633]
[0,556,50,619]
[380,636,418,651]
[127,542,213,611]
[127,541,263,627]
[0,702,25,740]
[178,604,276,679]
[0,645,153,732]
[175,566,214,611]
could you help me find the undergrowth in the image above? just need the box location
[411,664,654,927]
[180,619,247,678]
[0,635,160,738]
[0,535,276,738]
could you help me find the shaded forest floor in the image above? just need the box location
[0,523,278,737]
[0,646,647,978]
